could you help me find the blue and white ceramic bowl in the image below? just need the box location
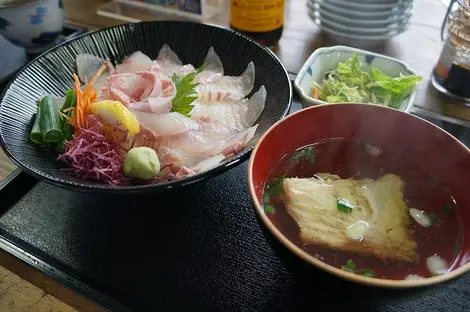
[0,0,64,53]
[294,46,420,113]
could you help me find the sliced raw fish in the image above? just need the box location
[190,86,266,131]
[158,121,258,172]
[157,44,195,77]
[131,111,199,137]
[100,71,176,114]
[115,51,155,74]
[195,47,224,84]
[192,154,226,173]
[196,62,255,102]
[221,125,258,156]
[76,53,113,91]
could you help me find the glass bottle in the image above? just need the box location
[230,0,285,47]
[432,0,470,103]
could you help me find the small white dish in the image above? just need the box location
[293,46,420,113]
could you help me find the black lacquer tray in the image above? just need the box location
[1,92,470,312]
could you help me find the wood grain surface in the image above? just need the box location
[0,0,467,311]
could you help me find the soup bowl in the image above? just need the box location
[248,103,470,288]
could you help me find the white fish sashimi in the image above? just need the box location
[192,154,226,173]
[157,44,182,65]
[76,53,113,91]
[196,62,255,102]
[116,51,155,74]
[132,111,199,137]
[99,71,176,114]
[157,44,195,77]
[158,121,258,174]
[195,47,224,84]
[221,125,258,156]
[190,86,267,131]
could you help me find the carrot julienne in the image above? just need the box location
[71,63,106,132]
[313,87,319,99]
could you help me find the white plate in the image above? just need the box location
[308,10,410,40]
[309,8,411,35]
[320,0,413,11]
[314,0,414,19]
[307,1,413,29]
[308,1,413,27]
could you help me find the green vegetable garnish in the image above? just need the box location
[171,66,204,117]
[29,104,44,145]
[342,259,356,272]
[358,270,376,278]
[341,259,375,278]
[263,176,285,214]
[38,96,63,143]
[337,198,354,213]
[56,89,77,152]
[290,146,316,165]
[313,53,422,109]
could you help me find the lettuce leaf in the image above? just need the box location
[314,53,422,109]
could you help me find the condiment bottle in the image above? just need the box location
[432,0,470,103]
[230,0,285,47]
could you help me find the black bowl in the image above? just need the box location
[0,21,292,194]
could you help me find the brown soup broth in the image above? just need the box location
[265,139,464,280]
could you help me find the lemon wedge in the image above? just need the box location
[90,100,140,137]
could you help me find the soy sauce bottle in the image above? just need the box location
[230,0,285,47]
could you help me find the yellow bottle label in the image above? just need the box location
[231,0,285,33]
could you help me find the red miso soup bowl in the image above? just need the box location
[248,103,470,288]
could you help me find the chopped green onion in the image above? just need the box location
[341,259,375,278]
[29,104,44,145]
[39,95,63,143]
[337,198,354,213]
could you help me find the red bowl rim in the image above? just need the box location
[248,102,470,288]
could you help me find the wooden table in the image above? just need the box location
[0,0,466,310]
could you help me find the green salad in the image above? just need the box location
[312,53,422,109]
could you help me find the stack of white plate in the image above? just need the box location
[307,0,414,47]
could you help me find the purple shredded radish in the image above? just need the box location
[57,115,128,185]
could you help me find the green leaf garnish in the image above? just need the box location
[289,146,316,165]
[341,259,375,278]
[343,259,356,272]
[386,228,393,233]
[262,176,285,215]
[171,66,204,117]
[264,204,275,215]
[314,53,422,108]
[357,270,376,278]
[337,198,354,213]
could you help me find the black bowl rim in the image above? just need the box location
[0,20,292,194]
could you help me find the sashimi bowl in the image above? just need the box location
[249,103,470,288]
[0,21,292,193]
